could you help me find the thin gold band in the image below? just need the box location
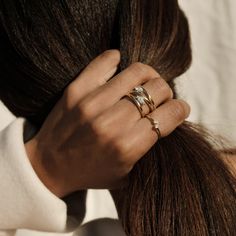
[145,115,161,140]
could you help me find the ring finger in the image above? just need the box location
[122,99,190,164]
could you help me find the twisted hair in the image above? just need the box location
[0,0,235,235]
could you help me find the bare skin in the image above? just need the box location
[25,50,190,198]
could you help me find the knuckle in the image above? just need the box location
[89,118,105,137]
[144,64,160,77]
[153,78,171,96]
[169,100,188,121]
[130,62,147,77]
[77,100,94,121]
[89,115,112,140]
[63,84,80,108]
[63,84,77,98]
[111,139,129,159]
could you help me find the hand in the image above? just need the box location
[25,50,190,197]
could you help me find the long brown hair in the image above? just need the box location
[0,0,235,235]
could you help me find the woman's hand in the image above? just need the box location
[25,50,190,197]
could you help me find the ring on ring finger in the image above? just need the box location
[145,114,161,140]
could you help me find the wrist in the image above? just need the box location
[24,137,66,198]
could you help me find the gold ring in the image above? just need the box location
[132,86,155,112]
[124,93,147,117]
[124,85,156,118]
[145,115,161,140]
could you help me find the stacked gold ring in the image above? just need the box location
[132,86,155,112]
[124,85,161,139]
[125,86,156,118]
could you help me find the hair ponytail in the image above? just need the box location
[114,1,236,235]
[0,0,235,235]
[115,123,236,235]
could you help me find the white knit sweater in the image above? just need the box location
[0,118,85,236]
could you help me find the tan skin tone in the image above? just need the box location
[25,49,193,198]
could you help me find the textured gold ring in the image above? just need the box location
[124,85,156,118]
[132,86,155,112]
[124,93,147,117]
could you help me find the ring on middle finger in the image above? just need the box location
[132,86,155,112]
[125,86,156,118]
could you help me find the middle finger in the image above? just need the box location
[78,62,160,117]
[122,77,173,120]
[92,77,174,134]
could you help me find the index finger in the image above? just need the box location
[65,50,121,107]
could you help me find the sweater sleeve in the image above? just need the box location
[0,117,86,234]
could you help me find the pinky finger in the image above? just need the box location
[125,99,190,163]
